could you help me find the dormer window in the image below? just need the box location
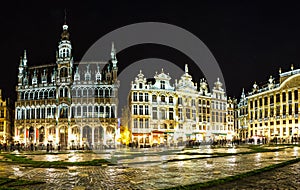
[160,81,165,89]
[139,83,143,89]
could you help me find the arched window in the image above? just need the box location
[152,95,157,102]
[99,89,103,97]
[83,88,87,97]
[169,96,173,103]
[60,67,68,78]
[60,88,64,97]
[100,106,104,118]
[39,90,44,99]
[83,106,87,117]
[77,106,81,117]
[34,91,39,100]
[94,106,98,117]
[161,95,165,102]
[105,106,110,118]
[88,106,93,118]
[105,89,109,97]
[64,88,69,97]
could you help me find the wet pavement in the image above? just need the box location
[0,145,300,189]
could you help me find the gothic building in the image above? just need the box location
[126,64,234,146]
[14,22,119,149]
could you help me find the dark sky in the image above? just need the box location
[1,1,300,101]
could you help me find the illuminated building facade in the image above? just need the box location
[0,90,13,144]
[14,22,119,148]
[242,65,300,142]
[126,64,233,146]
[234,89,248,140]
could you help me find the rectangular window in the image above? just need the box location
[160,81,165,89]
[186,108,190,119]
[192,109,196,120]
[145,93,149,102]
[295,90,298,100]
[264,97,268,105]
[0,122,3,132]
[139,93,143,101]
[276,94,280,103]
[259,98,262,107]
[139,105,143,115]
[282,92,286,102]
[139,119,143,128]
[191,99,195,106]
[133,105,138,115]
[134,119,138,128]
[276,106,280,116]
[169,108,174,120]
[270,95,274,104]
[178,97,182,105]
[179,108,183,120]
[145,105,149,115]
[152,107,157,120]
[295,103,298,114]
[160,108,166,119]
[283,105,286,115]
[145,118,149,128]
[288,91,292,101]
[133,92,137,101]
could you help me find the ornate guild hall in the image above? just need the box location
[14,21,119,149]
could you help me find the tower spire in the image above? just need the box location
[64,8,67,25]
[23,50,27,67]
[111,42,118,68]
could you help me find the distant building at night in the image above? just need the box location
[236,64,300,143]
[0,89,13,144]
[14,21,119,148]
[234,89,248,141]
[124,64,234,147]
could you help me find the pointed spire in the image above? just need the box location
[23,50,27,60]
[19,56,23,67]
[61,10,69,40]
[111,42,118,67]
[185,64,188,73]
[23,50,27,67]
[64,8,67,25]
[241,88,245,98]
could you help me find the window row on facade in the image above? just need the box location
[16,105,116,120]
[249,103,299,120]
[249,90,298,109]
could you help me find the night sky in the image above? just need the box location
[1,1,300,102]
